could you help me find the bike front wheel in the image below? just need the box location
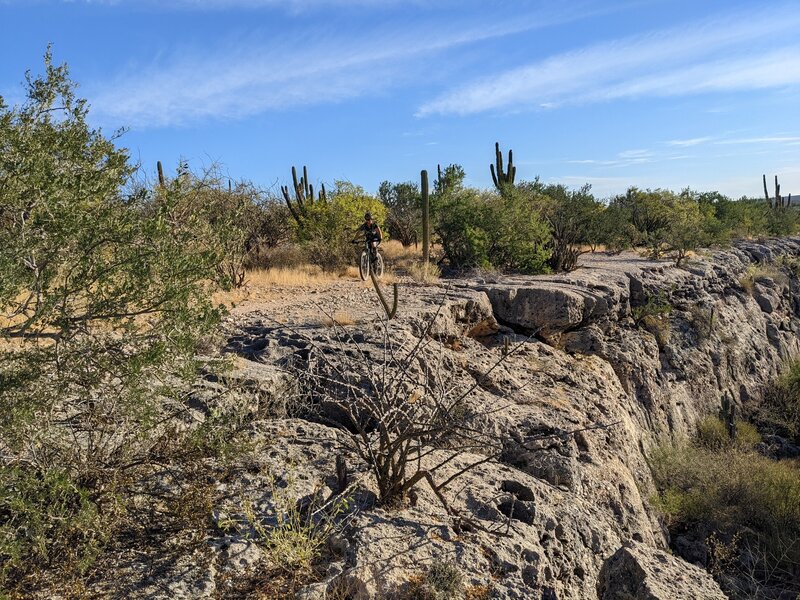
[372,252,384,278]
[359,251,369,281]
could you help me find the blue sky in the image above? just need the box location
[1,0,798,199]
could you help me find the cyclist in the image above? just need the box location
[359,212,383,261]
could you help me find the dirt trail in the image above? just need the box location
[224,275,415,327]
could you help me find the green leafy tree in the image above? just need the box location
[661,197,716,265]
[488,185,551,273]
[0,52,227,589]
[379,180,420,247]
[434,188,491,269]
[538,182,603,272]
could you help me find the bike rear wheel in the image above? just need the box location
[359,251,369,281]
[372,252,384,278]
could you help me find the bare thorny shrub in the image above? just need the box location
[281,294,617,529]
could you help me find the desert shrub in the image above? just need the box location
[632,293,672,323]
[596,203,638,253]
[0,52,230,592]
[650,433,800,597]
[695,417,760,451]
[405,561,465,600]
[435,187,550,273]
[711,196,770,238]
[151,164,262,287]
[607,188,722,263]
[242,199,294,269]
[252,243,310,270]
[764,203,800,236]
[609,187,676,252]
[0,466,108,588]
[660,197,721,265]
[631,293,673,346]
[756,360,800,443]
[434,189,492,270]
[739,263,790,295]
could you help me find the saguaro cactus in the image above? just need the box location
[157,161,165,187]
[281,165,327,225]
[490,142,516,190]
[719,395,738,440]
[421,169,430,265]
[763,174,791,210]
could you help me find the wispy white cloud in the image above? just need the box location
[665,137,712,147]
[715,136,800,145]
[567,148,657,168]
[87,5,589,127]
[418,6,800,116]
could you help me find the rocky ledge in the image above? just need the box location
[113,238,800,599]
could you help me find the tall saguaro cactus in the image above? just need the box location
[281,165,327,225]
[157,161,165,187]
[763,174,791,210]
[421,169,430,264]
[490,142,516,190]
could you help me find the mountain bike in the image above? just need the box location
[355,238,384,281]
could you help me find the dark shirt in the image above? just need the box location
[359,222,381,242]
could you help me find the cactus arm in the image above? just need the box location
[304,166,313,206]
[763,174,770,206]
[291,166,308,215]
[281,184,303,224]
[495,142,504,181]
[370,271,398,319]
[421,170,430,264]
[490,164,499,189]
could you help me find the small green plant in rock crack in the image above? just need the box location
[632,292,673,324]
[739,262,790,294]
[240,472,354,574]
[632,293,673,347]
[404,560,465,600]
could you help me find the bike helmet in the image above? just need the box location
[364,212,373,220]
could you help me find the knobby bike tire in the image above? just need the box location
[372,252,384,278]
[359,251,369,281]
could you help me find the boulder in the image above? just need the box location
[597,542,728,600]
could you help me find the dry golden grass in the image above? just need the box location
[381,239,422,262]
[247,265,336,287]
[214,265,339,307]
[408,262,440,283]
[342,265,361,279]
[320,311,356,327]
